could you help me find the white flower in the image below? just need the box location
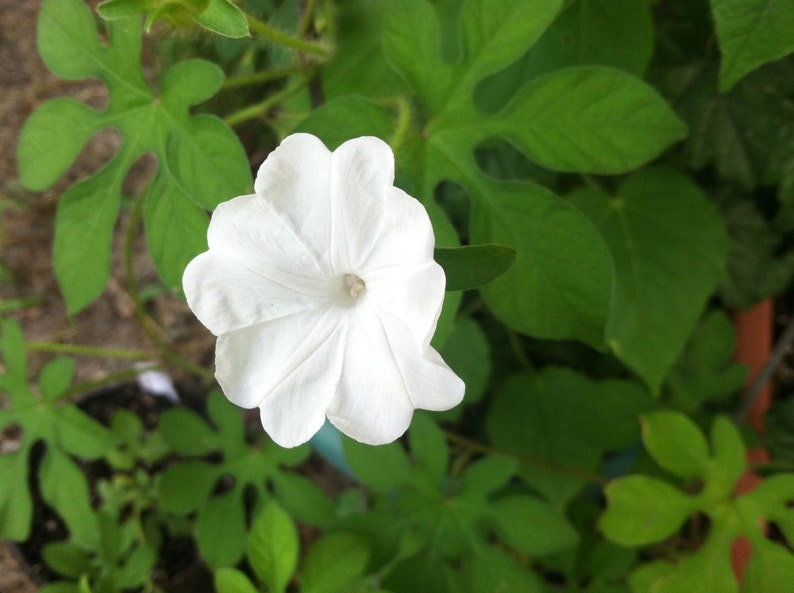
[183,133,464,448]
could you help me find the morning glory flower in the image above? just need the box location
[183,133,464,447]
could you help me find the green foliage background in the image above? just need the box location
[5,0,794,592]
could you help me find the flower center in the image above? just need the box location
[343,273,366,299]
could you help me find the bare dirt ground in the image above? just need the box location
[0,1,214,589]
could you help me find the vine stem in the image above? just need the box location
[387,96,413,157]
[245,13,329,57]
[27,342,152,361]
[445,431,609,485]
[224,78,311,127]
[222,66,301,90]
[734,312,794,425]
[123,196,215,383]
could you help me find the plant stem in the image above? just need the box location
[224,78,311,127]
[388,96,413,156]
[222,66,300,90]
[27,342,152,361]
[245,13,329,57]
[123,197,215,383]
[297,0,317,37]
[734,312,794,425]
[445,431,610,485]
[64,368,155,399]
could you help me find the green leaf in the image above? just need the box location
[472,179,612,346]
[247,502,299,593]
[496,67,687,174]
[434,244,516,291]
[666,310,748,409]
[457,544,545,593]
[568,169,729,392]
[38,357,75,402]
[599,475,696,546]
[56,405,115,459]
[343,438,411,492]
[215,567,260,593]
[20,0,251,313]
[39,449,99,549]
[159,407,218,455]
[193,0,250,38]
[0,452,34,540]
[37,584,81,593]
[43,542,92,578]
[271,472,335,527]
[490,495,579,556]
[301,532,371,593]
[158,460,219,514]
[710,0,794,90]
[117,542,158,588]
[322,0,406,100]
[458,455,518,502]
[437,317,490,415]
[295,96,395,151]
[17,99,100,190]
[486,368,652,505]
[196,490,247,568]
[743,537,794,593]
[641,411,710,478]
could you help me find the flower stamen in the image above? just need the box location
[344,273,366,298]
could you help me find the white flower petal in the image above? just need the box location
[366,261,446,349]
[359,187,437,272]
[329,137,396,271]
[327,305,464,445]
[214,309,342,412]
[183,251,329,336]
[252,134,336,271]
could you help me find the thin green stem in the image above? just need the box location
[224,78,311,127]
[123,197,214,383]
[445,431,609,485]
[0,296,45,313]
[506,329,533,371]
[27,342,152,361]
[297,0,317,37]
[222,66,301,90]
[245,13,329,57]
[388,96,413,156]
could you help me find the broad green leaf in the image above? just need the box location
[641,411,710,478]
[20,0,251,313]
[437,317,490,417]
[38,357,76,402]
[457,544,544,593]
[458,455,519,502]
[408,412,449,489]
[716,191,794,307]
[489,495,579,555]
[743,537,794,593]
[708,416,746,491]
[666,310,748,409]
[343,438,411,492]
[475,0,654,112]
[600,475,696,546]
[271,472,335,527]
[434,244,516,291]
[322,0,406,100]
[472,179,611,346]
[17,99,99,190]
[294,96,395,151]
[0,452,34,540]
[301,532,371,593]
[158,460,219,513]
[248,502,299,593]
[215,567,260,593]
[568,169,728,391]
[1,319,29,398]
[56,405,116,459]
[497,67,687,174]
[37,584,81,593]
[158,407,218,455]
[196,490,247,568]
[116,542,158,588]
[710,0,794,90]
[486,369,652,505]
[40,448,99,549]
